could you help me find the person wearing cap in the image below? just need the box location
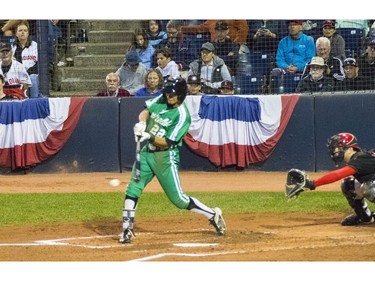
[321,20,346,62]
[180,20,249,45]
[336,58,374,91]
[357,37,375,80]
[0,42,31,98]
[213,21,240,76]
[187,75,204,95]
[187,42,232,95]
[135,68,164,97]
[301,37,345,85]
[296,56,335,94]
[96,72,131,97]
[218,80,234,95]
[276,20,315,74]
[115,50,147,95]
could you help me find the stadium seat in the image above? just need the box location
[336,28,364,58]
[269,68,301,94]
[234,73,264,95]
[283,73,302,93]
[249,52,275,77]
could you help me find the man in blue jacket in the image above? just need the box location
[276,20,315,74]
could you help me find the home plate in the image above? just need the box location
[173,243,218,247]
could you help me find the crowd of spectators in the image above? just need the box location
[120,19,374,96]
[1,19,374,100]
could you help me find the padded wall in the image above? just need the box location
[314,93,375,171]
[33,97,120,173]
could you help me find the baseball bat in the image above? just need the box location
[133,136,141,182]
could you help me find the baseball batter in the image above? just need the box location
[119,77,226,244]
[297,132,375,226]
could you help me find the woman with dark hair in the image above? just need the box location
[143,20,167,48]
[128,28,155,70]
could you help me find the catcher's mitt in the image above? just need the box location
[285,169,308,200]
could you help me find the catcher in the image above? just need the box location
[286,132,375,226]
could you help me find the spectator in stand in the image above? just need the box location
[96,72,130,97]
[188,42,232,95]
[116,50,147,96]
[155,47,180,79]
[0,74,14,100]
[296,56,335,94]
[11,22,39,98]
[357,37,375,80]
[187,74,204,95]
[218,80,235,95]
[249,20,288,54]
[152,20,196,72]
[336,58,374,91]
[301,20,325,40]
[0,42,31,98]
[143,20,167,48]
[212,21,240,76]
[301,37,345,85]
[128,28,155,70]
[135,68,163,97]
[1,20,36,38]
[0,73,25,100]
[276,20,316,74]
[336,20,370,37]
[322,20,346,62]
[180,20,249,45]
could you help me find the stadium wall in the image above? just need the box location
[32,94,373,173]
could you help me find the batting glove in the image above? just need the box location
[133,121,146,135]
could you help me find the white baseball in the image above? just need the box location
[109,179,120,187]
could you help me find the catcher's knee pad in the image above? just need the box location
[361,181,375,203]
[341,177,359,199]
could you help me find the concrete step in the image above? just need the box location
[60,78,105,92]
[50,90,96,97]
[61,66,117,79]
[87,30,134,43]
[70,42,129,55]
[72,54,124,67]
[89,20,141,31]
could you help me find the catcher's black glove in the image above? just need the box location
[285,169,315,200]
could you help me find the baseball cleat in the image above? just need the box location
[119,229,135,244]
[209,207,226,235]
[341,213,375,226]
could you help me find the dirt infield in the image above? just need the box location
[1,171,375,262]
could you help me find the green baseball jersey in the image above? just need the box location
[145,95,191,147]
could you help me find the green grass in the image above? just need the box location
[0,191,350,226]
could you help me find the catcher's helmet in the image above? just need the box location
[327,132,359,165]
[162,77,187,103]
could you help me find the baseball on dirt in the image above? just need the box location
[109,179,120,187]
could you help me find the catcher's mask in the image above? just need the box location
[162,77,187,104]
[327,132,359,165]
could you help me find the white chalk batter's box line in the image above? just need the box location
[0,232,243,261]
[1,231,375,261]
